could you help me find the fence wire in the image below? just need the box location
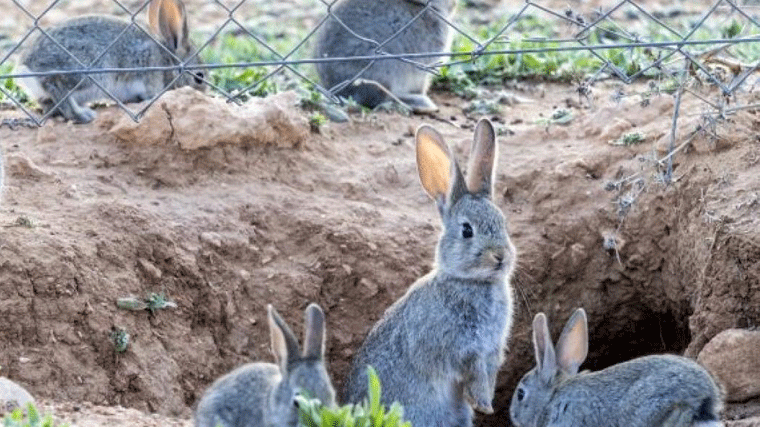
[1,0,760,150]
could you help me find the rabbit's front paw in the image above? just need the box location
[464,383,494,414]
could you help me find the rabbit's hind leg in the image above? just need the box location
[59,96,96,124]
[397,93,438,113]
[43,80,96,124]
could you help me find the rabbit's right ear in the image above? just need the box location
[302,303,326,360]
[555,308,588,375]
[466,118,497,199]
[416,125,467,215]
[532,313,557,384]
[268,305,301,373]
[149,0,189,51]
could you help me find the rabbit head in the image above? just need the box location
[416,118,515,282]
[266,304,336,427]
[148,0,205,90]
[510,309,589,427]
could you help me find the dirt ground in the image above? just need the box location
[1,0,760,427]
[1,77,759,426]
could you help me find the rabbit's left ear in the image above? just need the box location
[466,118,497,199]
[556,308,588,375]
[532,313,557,384]
[150,0,189,51]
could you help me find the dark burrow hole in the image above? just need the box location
[583,304,692,371]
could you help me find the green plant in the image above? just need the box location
[309,112,327,133]
[199,33,277,100]
[3,403,68,427]
[610,131,646,146]
[297,366,412,427]
[109,327,130,353]
[0,64,33,107]
[117,291,177,314]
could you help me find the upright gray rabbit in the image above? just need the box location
[17,0,204,124]
[344,118,516,427]
[195,303,336,427]
[510,308,724,427]
[314,0,457,113]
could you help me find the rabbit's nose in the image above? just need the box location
[490,250,506,268]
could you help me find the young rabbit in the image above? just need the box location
[510,308,724,427]
[17,0,204,124]
[344,118,516,427]
[314,0,457,113]
[195,303,336,427]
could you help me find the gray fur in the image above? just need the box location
[510,309,725,427]
[18,0,203,124]
[195,304,336,427]
[344,119,516,427]
[313,0,456,112]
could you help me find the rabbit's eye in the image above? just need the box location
[462,222,473,239]
[516,387,526,401]
[193,72,205,84]
[292,398,300,409]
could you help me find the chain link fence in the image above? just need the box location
[1,0,760,156]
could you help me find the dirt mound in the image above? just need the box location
[0,83,758,426]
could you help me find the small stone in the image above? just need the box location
[697,328,760,402]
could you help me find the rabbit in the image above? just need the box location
[510,308,725,427]
[194,303,336,427]
[17,0,204,124]
[313,0,457,113]
[344,118,516,427]
[0,376,35,414]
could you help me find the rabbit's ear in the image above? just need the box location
[466,118,497,198]
[153,0,189,51]
[416,125,467,215]
[268,305,301,373]
[532,313,557,383]
[148,0,162,36]
[302,303,326,360]
[556,308,588,375]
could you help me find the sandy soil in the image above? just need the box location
[0,78,758,426]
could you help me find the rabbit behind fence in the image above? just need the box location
[17,0,204,124]
[510,308,724,427]
[344,118,516,427]
[195,303,336,427]
[314,0,457,113]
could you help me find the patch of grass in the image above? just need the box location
[199,33,278,100]
[3,403,68,427]
[297,366,411,427]
[434,10,760,96]
[0,63,33,107]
